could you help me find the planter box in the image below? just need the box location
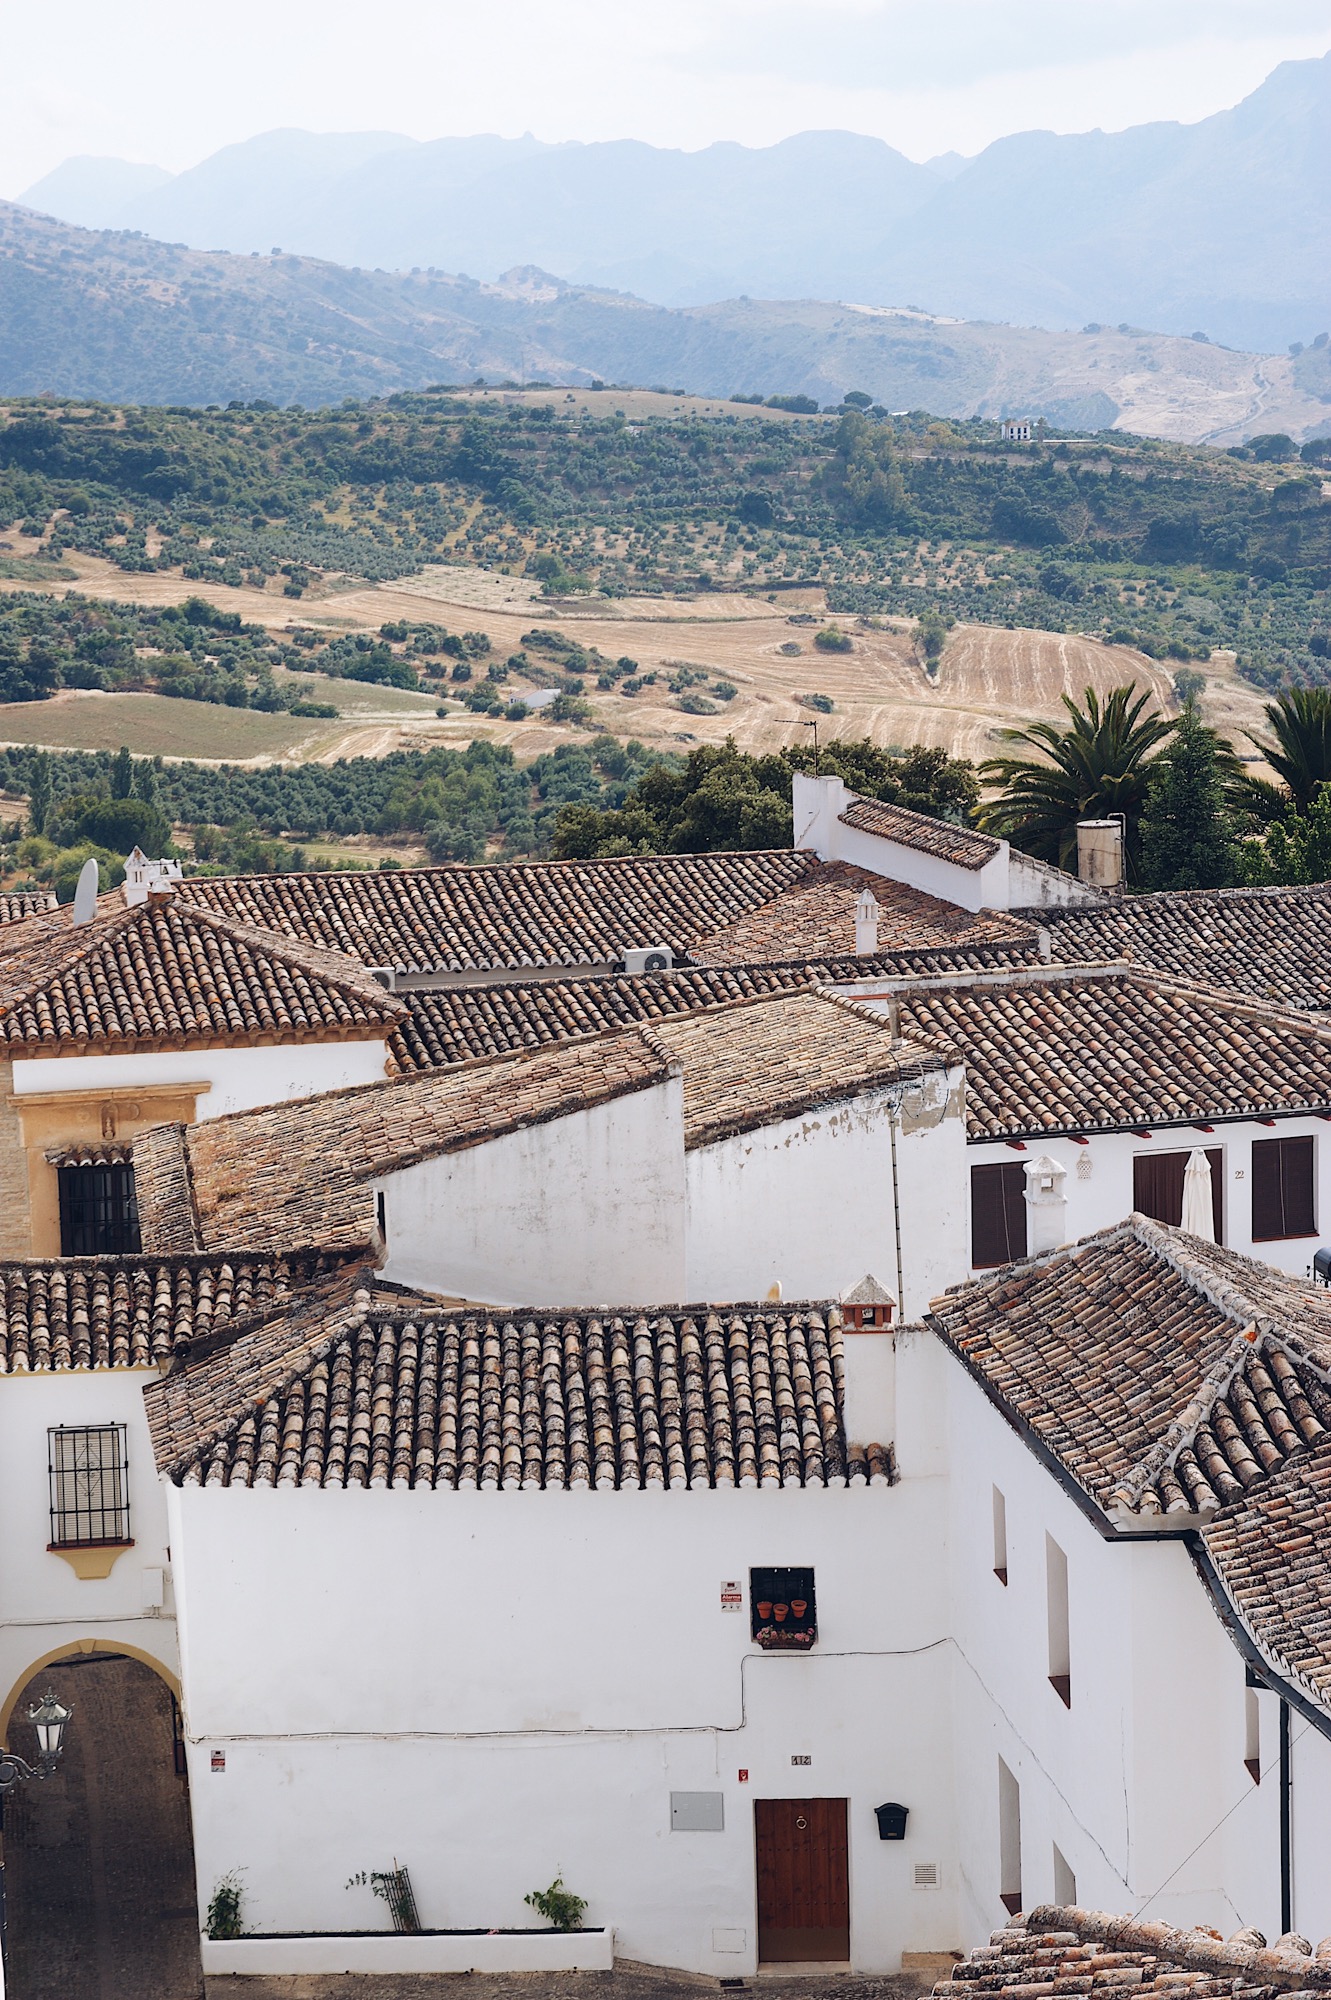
[200,1927,613,1976]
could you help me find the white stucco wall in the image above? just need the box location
[168,1479,959,1977]
[11,1039,391,1122]
[968,1118,1331,1279]
[0,1372,178,1723]
[683,1069,968,1318]
[929,1341,1330,1944]
[377,1076,687,1307]
[793,772,1008,913]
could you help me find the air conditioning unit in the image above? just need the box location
[619,946,675,975]
[366,966,398,992]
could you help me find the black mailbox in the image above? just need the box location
[875,1801,909,1840]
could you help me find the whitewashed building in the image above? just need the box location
[141,1217,1331,1977]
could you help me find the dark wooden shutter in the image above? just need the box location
[971,1162,1028,1268]
[1132,1148,1223,1242]
[1252,1136,1315,1240]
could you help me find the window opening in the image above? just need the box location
[971,1162,1027,1268]
[1046,1533,1070,1707]
[998,1758,1022,1916]
[749,1567,816,1651]
[58,1163,140,1256]
[992,1487,1008,1585]
[1245,1683,1261,1784]
[1132,1148,1222,1243]
[1052,1845,1076,1907]
[1251,1136,1315,1241]
[49,1424,130,1547]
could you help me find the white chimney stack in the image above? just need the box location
[838,1276,896,1447]
[123,847,183,907]
[1024,1154,1069,1255]
[855,888,881,956]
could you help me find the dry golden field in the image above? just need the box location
[0,550,1274,772]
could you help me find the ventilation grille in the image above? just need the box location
[913,1861,941,1890]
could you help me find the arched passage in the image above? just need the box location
[2,1651,203,1999]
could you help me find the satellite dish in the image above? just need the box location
[71,857,99,926]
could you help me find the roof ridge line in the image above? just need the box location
[158,1275,376,1483]
[178,900,409,1014]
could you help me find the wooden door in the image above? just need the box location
[754,1797,850,1964]
[1133,1147,1223,1242]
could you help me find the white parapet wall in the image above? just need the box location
[201,1928,615,1976]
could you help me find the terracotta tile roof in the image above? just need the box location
[132,1124,201,1254]
[937,1910,1331,1998]
[168,1028,677,1253]
[0,1248,350,1372]
[0,893,404,1054]
[870,964,1331,1139]
[839,796,1001,870]
[388,944,1039,1075]
[147,1285,891,1492]
[688,865,1030,963]
[647,990,949,1149]
[927,1216,1331,1521]
[1031,881,1331,1012]
[0,892,57,922]
[1203,1436,1331,1715]
[178,851,822,971]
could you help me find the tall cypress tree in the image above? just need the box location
[1139,704,1239,891]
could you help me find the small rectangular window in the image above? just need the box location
[49,1425,130,1547]
[1244,1684,1261,1785]
[1046,1533,1070,1707]
[1251,1136,1315,1241]
[971,1163,1027,1268]
[749,1566,816,1651]
[58,1163,140,1256]
[998,1757,1022,1916]
[1052,1844,1076,1907]
[992,1486,1008,1585]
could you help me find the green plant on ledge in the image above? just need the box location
[346,1863,422,1934]
[525,1875,588,1931]
[205,1870,246,1940]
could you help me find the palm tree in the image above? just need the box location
[1245,688,1331,814]
[977,684,1177,877]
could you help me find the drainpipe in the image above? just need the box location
[1279,1699,1293,1934]
[887,1107,905,1321]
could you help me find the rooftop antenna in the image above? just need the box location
[71,857,99,927]
[799,715,821,776]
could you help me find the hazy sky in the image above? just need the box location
[5,0,1331,195]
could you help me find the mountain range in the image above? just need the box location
[18,54,1331,354]
[3,199,1330,441]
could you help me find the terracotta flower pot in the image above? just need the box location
[791,1599,808,1618]
[756,1601,773,1619]
[773,1603,789,1622]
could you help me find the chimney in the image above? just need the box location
[1075,819,1123,891]
[855,888,881,955]
[1024,1154,1068,1255]
[838,1277,896,1447]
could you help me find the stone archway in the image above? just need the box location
[2,1653,203,1999]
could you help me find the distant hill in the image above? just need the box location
[2,201,1330,441]
[18,54,1331,352]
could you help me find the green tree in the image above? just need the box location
[978,685,1176,878]
[1245,688,1331,813]
[110,744,134,799]
[27,750,51,837]
[1138,705,1239,891]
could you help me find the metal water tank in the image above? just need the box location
[1076,819,1124,890]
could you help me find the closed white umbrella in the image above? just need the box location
[1181,1149,1216,1241]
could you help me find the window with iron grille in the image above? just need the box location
[48,1425,131,1547]
[57,1163,141,1256]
